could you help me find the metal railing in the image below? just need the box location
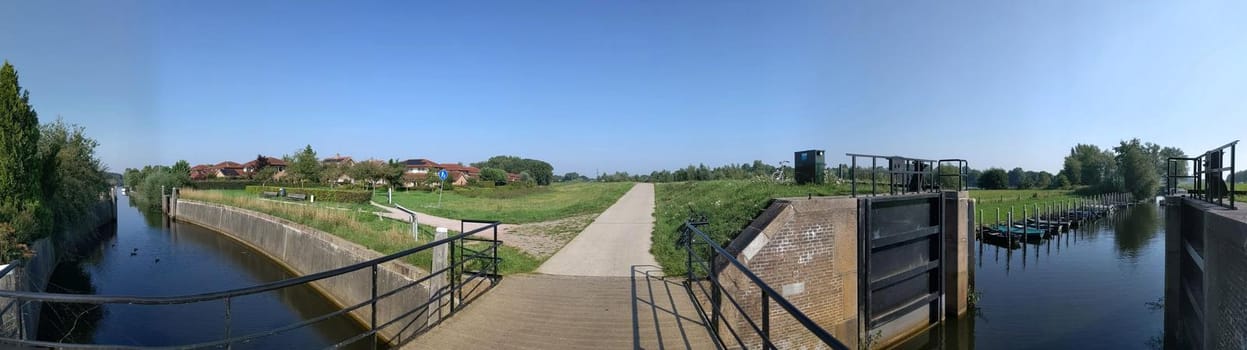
[1167,140,1237,209]
[679,219,850,350]
[846,153,968,197]
[0,222,502,349]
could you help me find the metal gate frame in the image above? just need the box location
[857,193,945,334]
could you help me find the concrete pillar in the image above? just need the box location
[169,188,178,219]
[942,191,972,318]
[428,227,449,327]
[161,194,169,214]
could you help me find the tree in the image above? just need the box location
[382,160,405,189]
[254,167,279,184]
[288,145,321,187]
[1115,139,1160,200]
[978,168,1008,189]
[39,119,109,232]
[471,156,555,185]
[561,172,585,182]
[0,61,51,257]
[1007,168,1024,189]
[171,160,191,186]
[1052,174,1071,189]
[480,168,508,185]
[347,161,386,189]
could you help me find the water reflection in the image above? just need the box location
[900,203,1167,349]
[1112,204,1159,260]
[37,193,378,349]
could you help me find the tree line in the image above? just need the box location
[0,62,111,260]
[972,139,1185,200]
[589,161,789,183]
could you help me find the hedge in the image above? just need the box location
[244,186,372,204]
[190,181,263,190]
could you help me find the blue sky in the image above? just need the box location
[2,1,1245,175]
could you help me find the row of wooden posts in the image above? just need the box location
[976,192,1133,248]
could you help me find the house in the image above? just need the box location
[215,168,243,179]
[506,173,522,183]
[402,159,439,174]
[438,164,481,178]
[451,173,470,186]
[190,164,215,180]
[323,154,354,166]
[242,156,287,173]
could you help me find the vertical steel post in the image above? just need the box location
[371,264,378,349]
[224,297,232,349]
[762,293,772,350]
[851,157,857,197]
[871,158,877,196]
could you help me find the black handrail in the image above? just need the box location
[680,221,850,350]
[0,220,503,348]
[1167,140,1237,209]
[846,153,966,197]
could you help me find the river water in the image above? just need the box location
[899,203,1166,349]
[36,191,376,349]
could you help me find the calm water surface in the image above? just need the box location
[37,191,376,349]
[900,203,1166,350]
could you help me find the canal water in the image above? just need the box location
[900,203,1166,349]
[36,191,377,349]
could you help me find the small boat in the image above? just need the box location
[994,224,1045,237]
[978,230,1021,249]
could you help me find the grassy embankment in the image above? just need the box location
[179,189,541,274]
[378,182,634,223]
[653,180,858,275]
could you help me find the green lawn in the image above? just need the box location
[181,189,541,275]
[378,182,634,223]
[969,189,1084,226]
[652,180,858,275]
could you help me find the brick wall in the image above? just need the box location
[720,196,860,350]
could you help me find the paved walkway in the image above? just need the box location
[408,268,716,349]
[370,202,519,239]
[537,183,659,276]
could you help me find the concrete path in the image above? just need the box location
[370,202,518,238]
[408,268,716,349]
[537,183,659,276]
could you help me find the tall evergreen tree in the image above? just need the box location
[0,61,50,255]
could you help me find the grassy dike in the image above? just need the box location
[378,182,633,223]
[179,189,541,274]
[652,180,857,275]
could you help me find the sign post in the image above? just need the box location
[437,169,448,208]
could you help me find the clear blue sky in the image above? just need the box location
[3,1,1245,175]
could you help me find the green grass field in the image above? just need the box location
[652,180,858,275]
[969,189,1086,226]
[378,182,634,223]
[181,189,541,274]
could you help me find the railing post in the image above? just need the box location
[224,296,232,349]
[762,293,772,350]
[371,264,378,349]
[710,254,720,338]
[493,223,499,279]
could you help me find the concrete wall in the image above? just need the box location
[1164,197,1247,349]
[721,196,860,350]
[174,200,433,345]
[0,197,118,340]
[943,191,972,319]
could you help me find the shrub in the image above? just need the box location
[244,186,371,203]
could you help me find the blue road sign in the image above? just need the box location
[438,169,449,181]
